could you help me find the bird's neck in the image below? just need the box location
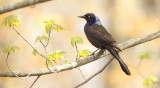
[85,16,101,29]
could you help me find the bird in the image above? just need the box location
[78,13,131,75]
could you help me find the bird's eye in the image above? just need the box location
[88,15,91,18]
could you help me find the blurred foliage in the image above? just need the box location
[35,35,48,43]
[139,52,151,60]
[143,76,159,87]
[71,36,83,47]
[1,14,22,27]
[3,46,19,54]
[78,49,92,58]
[64,59,71,64]
[44,20,65,34]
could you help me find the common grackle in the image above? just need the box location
[78,13,131,75]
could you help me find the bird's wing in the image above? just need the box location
[86,24,121,51]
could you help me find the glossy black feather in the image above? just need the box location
[79,13,131,75]
[108,48,131,75]
[85,24,131,75]
[85,24,121,51]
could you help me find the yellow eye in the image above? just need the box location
[88,15,91,18]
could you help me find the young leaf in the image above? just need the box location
[35,35,48,43]
[71,36,83,47]
[44,20,54,34]
[143,76,158,87]
[2,14,22,27]
[44,20,65,34]
[53,50,66,60]
[3,46,19,54]
[32,49,38,56]
[47,50,66,63]
[78,49,92,58]
[53,24,65,32]
[139,52,151,60]
[47,54,55,66]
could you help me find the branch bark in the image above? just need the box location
[0,0,52,14]
[0,31,160,77]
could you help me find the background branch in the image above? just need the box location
[74,57,114,88]
[0,31,159,77]
[0,0,52,14]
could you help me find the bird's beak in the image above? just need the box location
[78,15,85,19]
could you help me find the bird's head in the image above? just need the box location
[78,13,101,25]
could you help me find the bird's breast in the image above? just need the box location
[84,27,104,49]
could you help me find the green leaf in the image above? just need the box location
[44,20,54,34]
[78,49,92,58]
[143,76,158,87]
[48,54,54,60]
[32,49,38,56]
[139,52,151,60]
[47,50,66,62]
[71,36,83,47]
[35,35,48,43]
[3,46,19,54]
[2,14,22,27]
[44,20,64,34]
[53,24,65,32]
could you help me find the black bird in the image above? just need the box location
[78,13,131,75]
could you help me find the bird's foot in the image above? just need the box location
[89,49,99,59]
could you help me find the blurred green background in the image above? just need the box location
[0,0,160,88]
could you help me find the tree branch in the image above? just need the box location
[0,0,52,14]
[74,57,114,88]
[0,31,159,77]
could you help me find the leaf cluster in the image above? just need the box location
[35,35,48,43]
[71,36,83,47]
[78,49,92,58]
[48,50,66,63]
[2,14,22,27]
[3,46,19,54]
[139,52,151,60]
[44,20,65,34]
[143,76,159,87]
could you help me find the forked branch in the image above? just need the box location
[0,31,159,77]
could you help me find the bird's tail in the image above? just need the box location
[108,48,131,75]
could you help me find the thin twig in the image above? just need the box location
[137,60,146,79]
[12,26,46,59]
[30,75,41,88]
[45,32,51,47]
[75,43,78,60]
[40,40,48,56]
[74,58,114,88]
[6,53,19,77]
[6,53,29,80]
[12,26,53,87]
[12,26,54,71]
[77,68,86,80]
[30,38,53,88]
[127,60,146,79]
[75,43,86,80]
[40,40,53,71]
